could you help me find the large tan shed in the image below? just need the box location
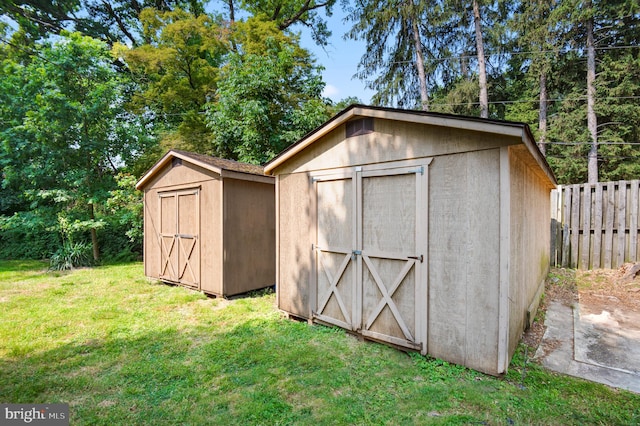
[265,105,556,375]
[136,150,275,297]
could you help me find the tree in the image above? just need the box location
[0,32,154,261]
[585,0,598,183]
[344,0,448,108]
[508,0,562,155]
[205,17,330,164]
[544,0,640,183]
[472,0,488,118]
[0,0,206,45]
[236,0,337,46]
[113,7,227,153]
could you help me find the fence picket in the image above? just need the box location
[553,180,640,270]
[604,184,615,269]
[630,181,639,262]
[593,183,603,269]
[561,186,571,267]
[581,184,591,269]
[617,181,627,267]
[571,186,581,268]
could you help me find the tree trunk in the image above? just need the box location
[411,17,429,111]
[227,0,235,23]
[586,4,598,183]
[538,72,548,155]
[473,0,489,118]
[89,203,100,262]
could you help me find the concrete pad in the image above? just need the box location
[534,300,640,394]
[574,304,640,376]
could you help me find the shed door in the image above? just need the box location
[314,173,356,330]
[159,189,200,288]
[313,163,428,353]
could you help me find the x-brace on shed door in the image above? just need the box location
[159,188,200,288]
[312,160,430,353]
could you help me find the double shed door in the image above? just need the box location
[312,161,430,353]
[158,188,200,288]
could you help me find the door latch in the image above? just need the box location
[351,250,362,260]
[408,255,424,263]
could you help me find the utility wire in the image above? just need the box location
[390,44,640,65]
[545,141,640,145]
[429,96,640,107]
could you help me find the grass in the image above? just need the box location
[0,260,639,425]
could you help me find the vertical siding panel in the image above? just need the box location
[592,183,603,269]
[550,189,558,266]
[498,147,510,374]
[581,183,592,269]
[275,177,281,311]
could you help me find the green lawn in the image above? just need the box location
[0,261,638,425]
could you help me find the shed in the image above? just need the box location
[264,105,556,375]
[136,149,275,297]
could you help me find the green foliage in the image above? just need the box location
[344,0,640,184]
[0,32,155,261]
[0,211,61,259]
[239,0,336,46]
[49,241,93,270]
[113,7,227,152]
[206,17,330,163]
[0,0,208,45]
[105,173,144,250]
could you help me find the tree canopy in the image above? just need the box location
[1,0,639,264]
[346,0,640,184]
[0,31,154,261]
[0,0,336,263]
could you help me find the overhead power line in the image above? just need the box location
[545,141,640,145]
[429,96,640,107]
[390,44,640,65]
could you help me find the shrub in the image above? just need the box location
[49,241,93,270]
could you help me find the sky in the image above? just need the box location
[298,7,375,104]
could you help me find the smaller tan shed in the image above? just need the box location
[136,150,275,297]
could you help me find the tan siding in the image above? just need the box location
[143,189,161,278]
[428,149,501,375]
[199,178,223,295]
[273,121,517,175]
[508,146,551,357]
[222,178,276,296]
[277,172,314,318]
[146,161,217,189]
[270,108,554,375]
[139,155,274,297]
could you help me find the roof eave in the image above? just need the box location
[264,105,534,175]
[135,150,223,190]
[520,126,558,188]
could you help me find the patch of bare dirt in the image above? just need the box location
[522,268,578,350]
[577,264,640,313]
[522,319,545,348]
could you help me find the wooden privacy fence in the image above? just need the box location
[551,180,640,270]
